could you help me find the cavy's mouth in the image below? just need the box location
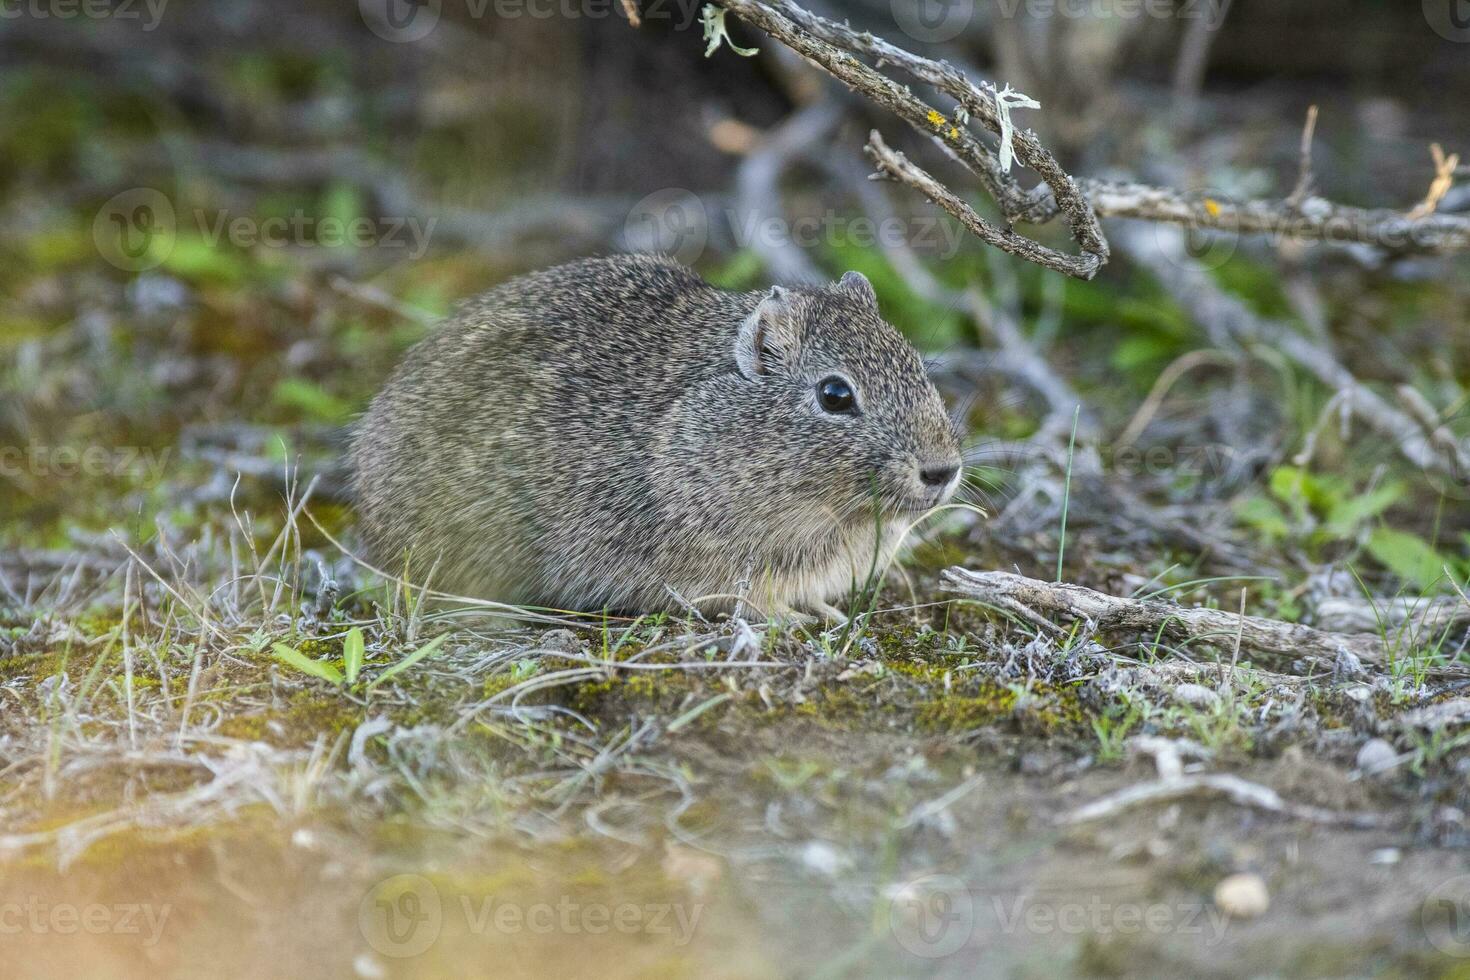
[837,461,962,523]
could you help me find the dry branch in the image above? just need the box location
[708,0,1107,278]
[695,0,1470,274]
[1083,179,1470,254]
[942,567,1389,665]
[1314,596,1470,637]
[863,131,1097,279]
[1062,771,1382,828]
[1117,222,1470,486]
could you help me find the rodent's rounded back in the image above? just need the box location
[351,255,961,615]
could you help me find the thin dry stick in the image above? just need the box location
[863,131,1096,278]
[1407,143,1461,220]
[942,567,1389,666]
[1083,177,1470,252]
[1286,104,1319,208]
[1116,348,1236,447]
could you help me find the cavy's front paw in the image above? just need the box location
[809,601,850,626]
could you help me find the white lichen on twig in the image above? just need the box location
[701,5,758,58]
[987,82,1041,174]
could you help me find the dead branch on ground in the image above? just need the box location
[943,567,1390,666]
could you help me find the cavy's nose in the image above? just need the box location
[918,461,960,489]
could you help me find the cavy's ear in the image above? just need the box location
[735,286,801,380]
[835,270,877,307]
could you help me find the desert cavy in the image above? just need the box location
[351,254,963,619]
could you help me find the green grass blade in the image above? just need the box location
[272,643,344,685]
[368,633,450,690]
[343,627,364,686]
[1056,404,1080,582]
[666,693,733,733]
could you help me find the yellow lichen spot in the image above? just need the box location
[1204,198,1222,217]
[927,109,946,130]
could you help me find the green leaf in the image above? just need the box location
[271,377,356,423]
[1109,335,1174,373]
[1234,495,1289,540]
[1325,480,1404,536]
[343,627,364,686]
[1366,528,1449,591]
[367,633,451,690]
[160,233,252,286]
[318,181,364,235]
[1268,465,1315,506]
[702,249,765,291]
[272,643,344,685]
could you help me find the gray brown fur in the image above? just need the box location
[351,254,962,616]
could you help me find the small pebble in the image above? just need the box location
[539,628,582,653]
[1173,683,1221,709]
[1356,738,1397,776]
[1213,872,1270,918]
[353,953,387,979]
[1368,847,1401,865]
[801,840,848,877]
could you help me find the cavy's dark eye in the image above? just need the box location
[817,376,856,414]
